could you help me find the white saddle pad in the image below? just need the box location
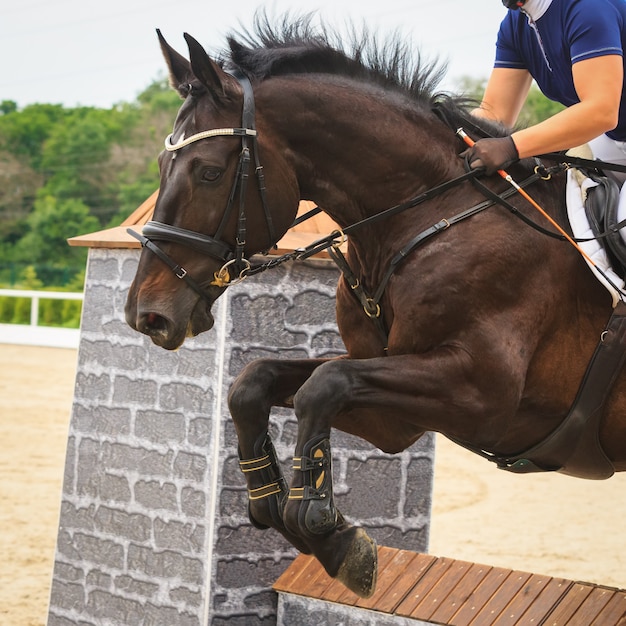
[566,169,625,307]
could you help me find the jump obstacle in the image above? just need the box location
[47,198,433,626]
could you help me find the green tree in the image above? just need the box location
[518,89,565,127]
[457,76,565,126]
[107,159,160,227]
[13,195,99,273]
[0,103,68,168]
[39,108,130,224]
[137,74,182,113]
[0,153,42,240]
[0,79,184,287]
[0,100,17,115]
[19,265,43,289]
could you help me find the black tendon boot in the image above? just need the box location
[238,432,288,530]
[290,435,338,535]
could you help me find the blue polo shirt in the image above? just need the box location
[495,0,626,140]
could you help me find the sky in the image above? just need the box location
[0,0,508,110]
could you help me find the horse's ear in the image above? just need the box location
[184,33,234,100]
[228,38,246,62]
[157,29,193,98]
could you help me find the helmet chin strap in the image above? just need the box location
[502,0,526,8]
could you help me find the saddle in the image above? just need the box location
[584,171,626,278]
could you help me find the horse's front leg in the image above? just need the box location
[227,357,328,554]
[281,361,381,599]
[282,348,524,599]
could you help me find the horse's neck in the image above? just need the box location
[258,78,455,227]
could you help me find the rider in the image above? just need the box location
[465,0,626,191]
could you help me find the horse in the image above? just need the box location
[124,15,626,598]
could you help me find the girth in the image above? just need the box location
[451,302,626,480]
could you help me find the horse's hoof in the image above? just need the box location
[335,527,378,598]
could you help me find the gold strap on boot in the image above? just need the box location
[239,454,272,473]
[248,482,282,500]
[239,454,283,500]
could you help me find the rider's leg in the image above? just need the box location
[588,134,626,244]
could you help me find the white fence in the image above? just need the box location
[0,289,83,349]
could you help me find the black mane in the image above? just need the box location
[223,12,507,139]
[224,12,447,104]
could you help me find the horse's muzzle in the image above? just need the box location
[127,304,215,350]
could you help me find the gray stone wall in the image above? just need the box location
[277,594,430,626]
[48,248,434,626]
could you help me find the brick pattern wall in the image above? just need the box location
[278,594,422,626]
[47,248,434,626]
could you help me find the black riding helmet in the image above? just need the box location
[502,0,527,8]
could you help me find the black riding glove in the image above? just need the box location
[461,136,520,176]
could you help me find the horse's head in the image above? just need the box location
[125,31,300,349]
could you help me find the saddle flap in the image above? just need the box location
[584,174,626,277]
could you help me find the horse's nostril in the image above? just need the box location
[139,312,169,335]
[147,312,162,328]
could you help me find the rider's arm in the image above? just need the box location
[473,67,533,128]
[510,55,623,159]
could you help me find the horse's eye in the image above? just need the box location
[201,168,222,183]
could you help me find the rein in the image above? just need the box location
[129,76,578,348]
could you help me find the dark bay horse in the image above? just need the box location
[125,17,626,597]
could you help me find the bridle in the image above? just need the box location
[127,71,276,297]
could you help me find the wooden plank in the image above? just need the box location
[512,577,571,625]
[273,554,319,594]
[300,563,336,599]
[68,226,143,248]
[318,577,360,604]
[468,570,532,625]
[542,583,594,625]
[285,556,330,598]
[409,559,475,622]
[272,230,335,257]
[590,591,626,625]
[448,566,511,626]
[120,189,159,226]
[312,546,395,606]
[274,550,626,626]
[355,549,422,610]
[488,573,553,626]
[374,553,437,615]
[395,556,454,617]
[429,562,492,624]
[566,587,616,625]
